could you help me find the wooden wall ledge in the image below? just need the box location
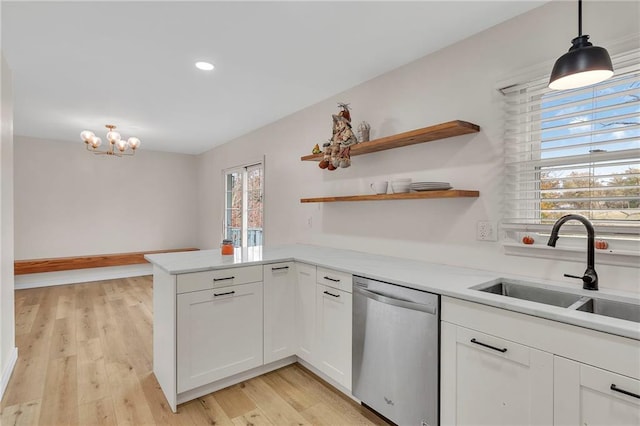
[14,248,199,275]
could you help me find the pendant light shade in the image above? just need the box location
[548,0,613,90]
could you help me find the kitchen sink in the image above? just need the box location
[574,297,640,323]
[473,280,640,324]
[475,281,583,308]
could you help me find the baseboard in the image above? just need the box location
[14,264,152,289]
[0,347,18,400]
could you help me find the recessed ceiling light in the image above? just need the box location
[195,61,215,71]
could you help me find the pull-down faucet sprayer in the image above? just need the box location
[547,214,598,291]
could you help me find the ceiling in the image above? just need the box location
[2,1,547,155]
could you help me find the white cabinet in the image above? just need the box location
[295,262,317,364]
[441,296,640,426]
[263,262,296,364]
[441,322,553,426]
[316,283,352,390]
[554,357,640,426]
[176,281,263,393]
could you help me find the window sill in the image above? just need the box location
[502,242,639,268]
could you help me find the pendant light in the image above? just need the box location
[548,0,613,90]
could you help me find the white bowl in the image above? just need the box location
[391,183,411,193]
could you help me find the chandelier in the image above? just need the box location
[80,124,141,156]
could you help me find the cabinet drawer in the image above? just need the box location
[317,267,352,293]
[455,326,531,367]
[177,265,263,294]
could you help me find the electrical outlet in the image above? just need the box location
[307,216,313,228]
[477,221,497,241]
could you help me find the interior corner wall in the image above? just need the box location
[14,137,199,260]
[1,51,17,398]
[196,0,640,294]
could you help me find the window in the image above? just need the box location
[224,162,263,248]
[501,49,639,257]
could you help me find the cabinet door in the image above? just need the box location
[555,356,640,426]
[177,282,263,393]
[316,283,352,390]
[441,322,553,426]
[263,262,296,364]
[295,262,317,363]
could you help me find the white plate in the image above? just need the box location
[412,186,452,191]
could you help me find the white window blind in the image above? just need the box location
[502,49,640,237]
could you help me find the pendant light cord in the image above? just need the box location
[578,0,582,37]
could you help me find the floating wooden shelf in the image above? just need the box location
[301,120,479,161]
[300,190,480,203]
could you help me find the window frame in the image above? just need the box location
[499,49,640,266]
[222,159,264,250]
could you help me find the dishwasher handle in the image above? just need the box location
[354,286,437,315]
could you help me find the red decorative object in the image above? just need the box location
[594,240,609,250]
[522,235,535,245]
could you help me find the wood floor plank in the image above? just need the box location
[77,349,110,405]
[231,407,274,426]
[0,355,47,407]
[78,397,118,426]
[279,365,389,426]
[0,399,41,426]
[56,293,76,319]
[180,395,235,426]
[14,303,39,336]
[239,377,311,425]
[261,368,319,412]
[109,298,153,377]
[138,372,191,426]
[105,361,156,426]
[301,401,373,426]
[49,316,77,359]
[38,355,79,425]
[213,384,257,419]
[92,295,129,365]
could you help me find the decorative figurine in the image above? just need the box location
[312,144,321,154]
[319,103,358,170]
[357,121,371,142]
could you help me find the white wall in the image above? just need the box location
[14,136,198,259]
[1,52,17,398]
[197,1,640,293]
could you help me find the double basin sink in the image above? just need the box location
[473,280,640,324]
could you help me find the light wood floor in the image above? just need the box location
[1,276,389,426]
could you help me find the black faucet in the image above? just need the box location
[547,214,598,290]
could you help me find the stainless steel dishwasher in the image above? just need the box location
[353,275,439,426]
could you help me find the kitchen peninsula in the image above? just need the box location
[146,244,640,423]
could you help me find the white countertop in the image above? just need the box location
[145,244,640,341]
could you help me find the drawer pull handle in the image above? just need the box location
[272,266,289,271]
[324,276,340,282]
[213,291,235,297]
[611,384,640,399]
[213,276,235,282]
[470,338,507,353]
[324,290,340,298]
